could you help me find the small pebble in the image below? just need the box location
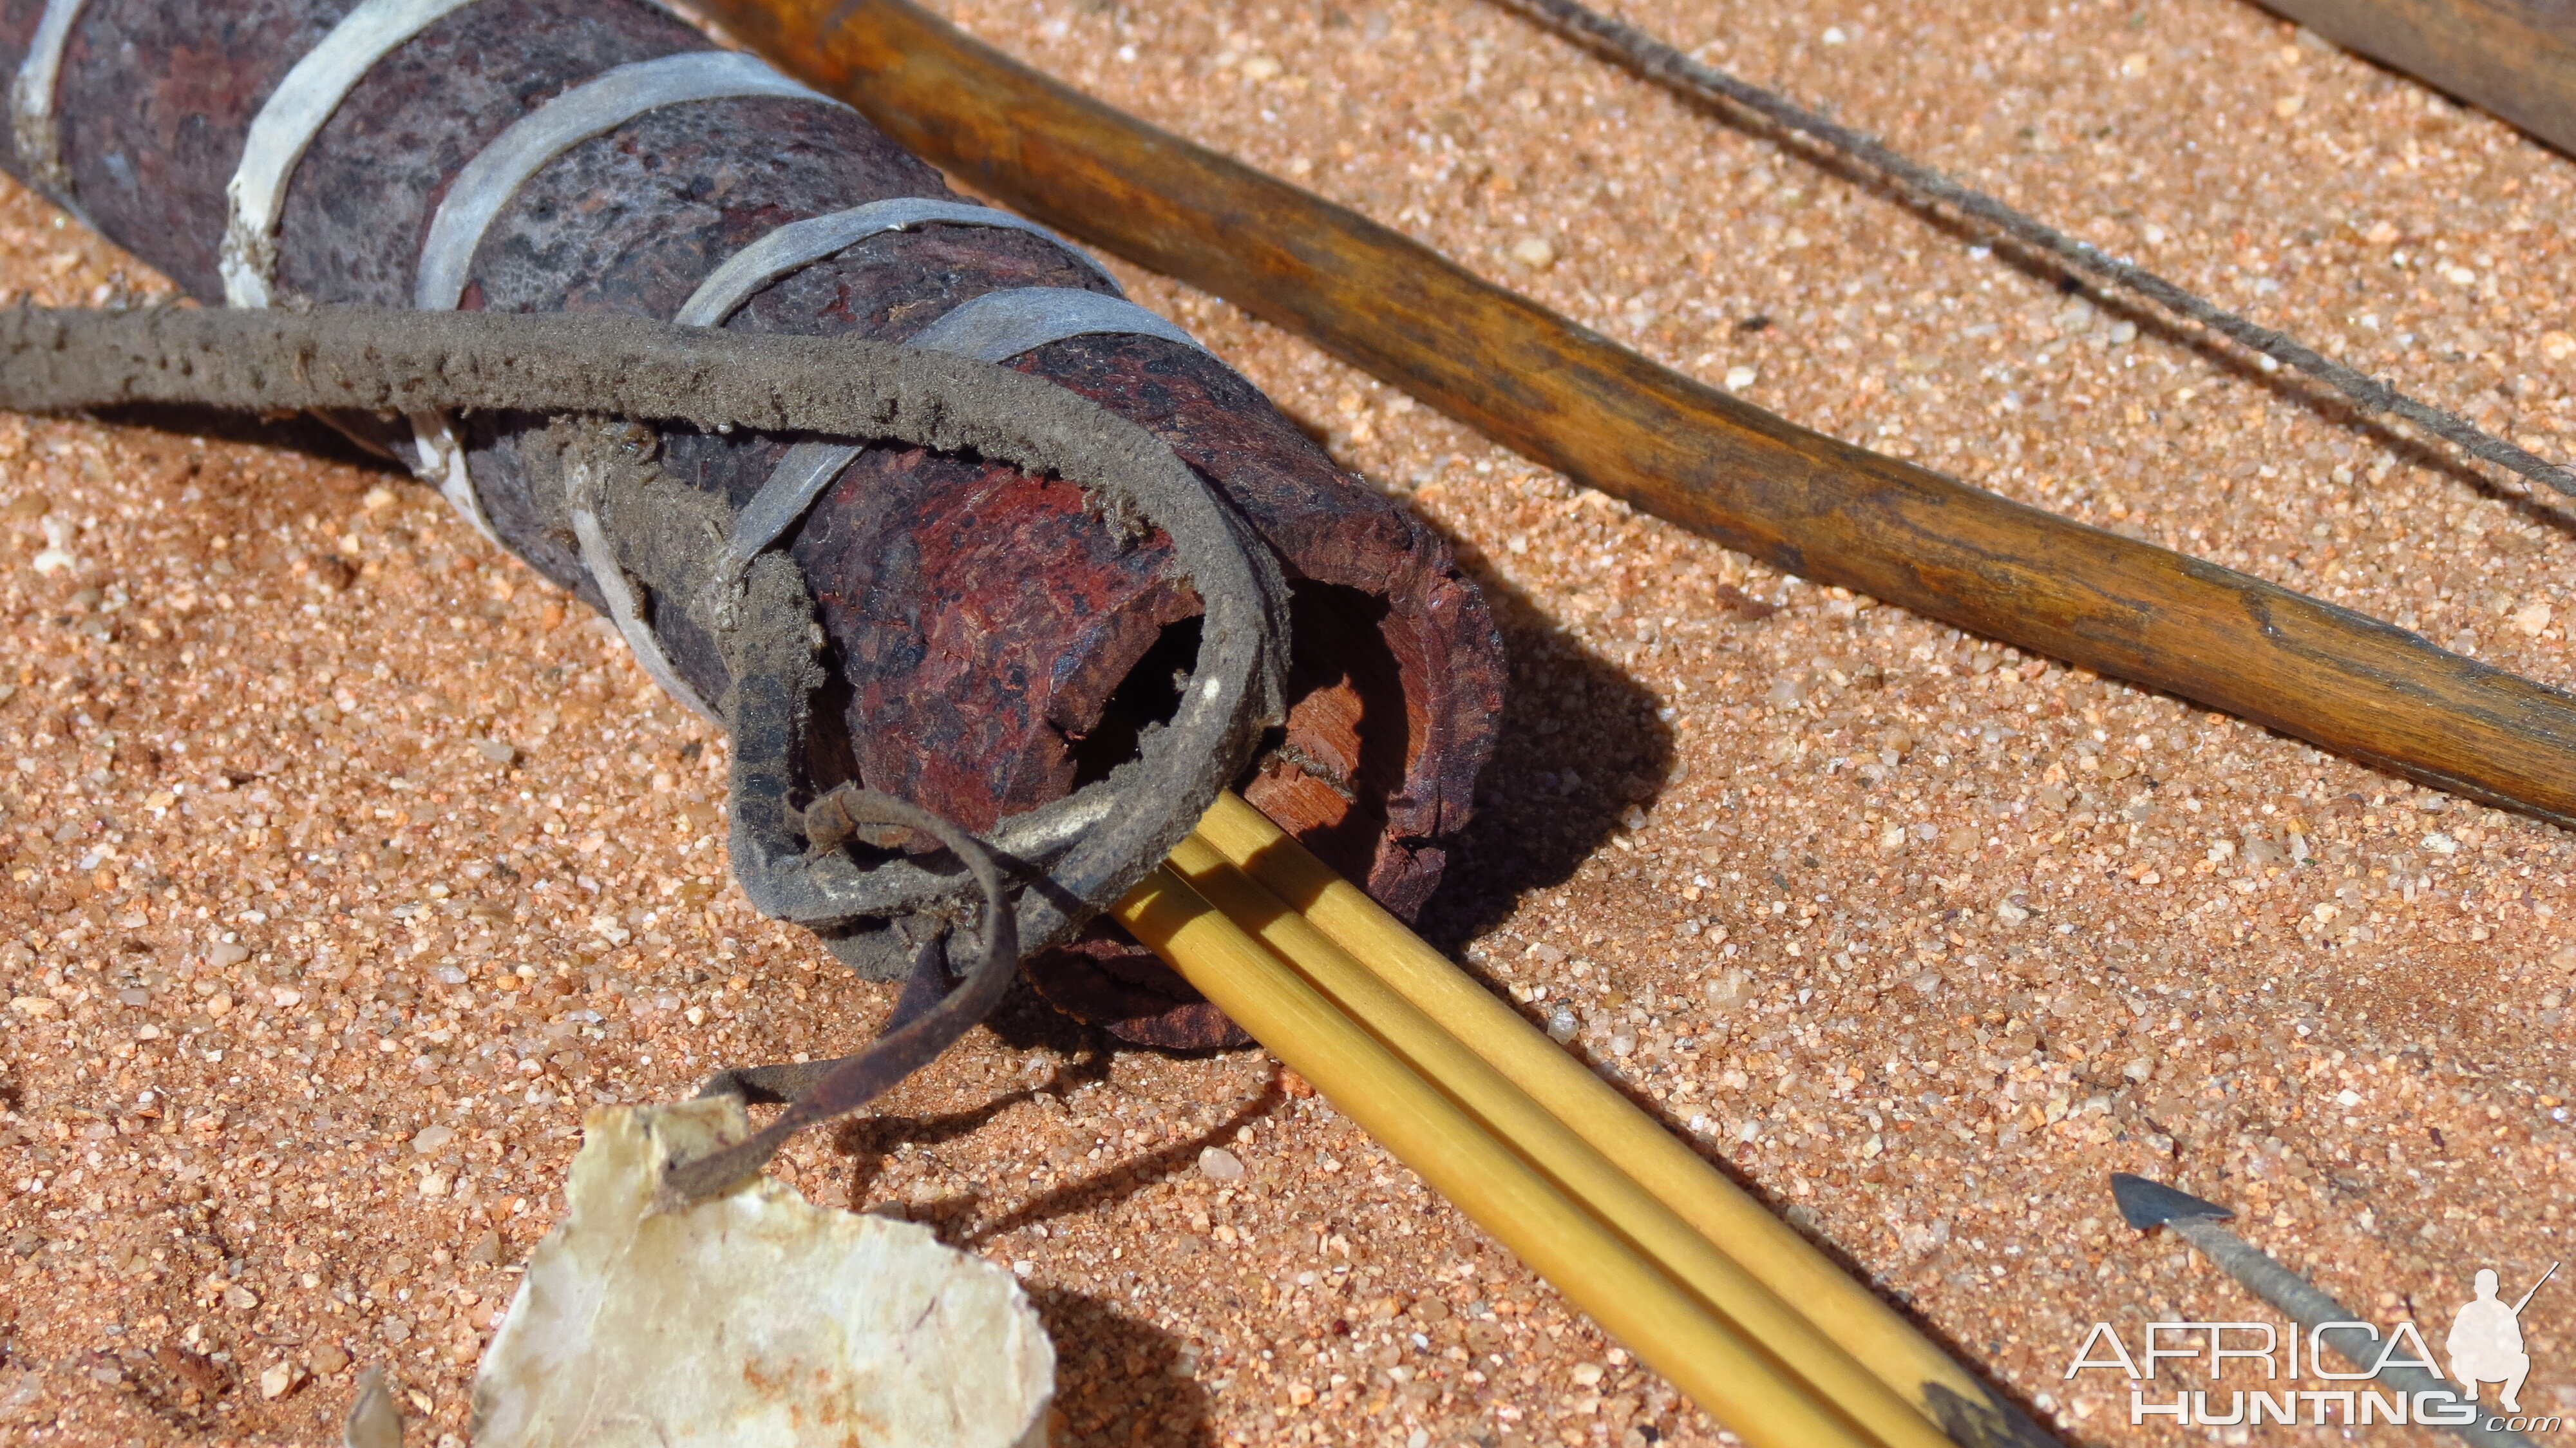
[1197,1147,1245,1181]
[1705,970,1754,1009]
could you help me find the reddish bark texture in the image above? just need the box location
[0,0,1503,1029]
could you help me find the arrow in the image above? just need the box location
[2110,1174,2537,1447]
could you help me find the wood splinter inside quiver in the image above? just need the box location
[0,0,1504,1045]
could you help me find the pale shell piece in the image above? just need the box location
[471,1099,1053,1448]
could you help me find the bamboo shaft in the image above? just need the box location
[703,0,2576,827]
[1162,835,1955,1448]
[1108,866,1888,1448]
[1191,793,2043,1445]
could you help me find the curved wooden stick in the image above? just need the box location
[699,0,2576,826]
[2257,0,2576,159]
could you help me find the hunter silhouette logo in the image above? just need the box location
[2450,1262,2557,1414]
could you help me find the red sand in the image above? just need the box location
[5,1,2573,1443]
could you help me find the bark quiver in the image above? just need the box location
[0,0,1504,1043]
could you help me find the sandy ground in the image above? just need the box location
[4,0,2575,1445]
